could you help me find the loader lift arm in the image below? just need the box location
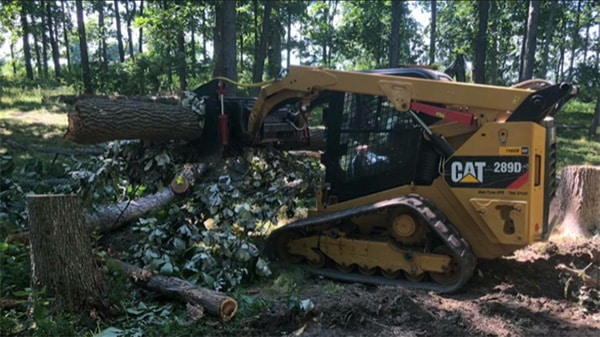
[246,65,577,142]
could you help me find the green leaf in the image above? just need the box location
[94,327,124,337]
[160,262,173,275]
[144,160,153,171]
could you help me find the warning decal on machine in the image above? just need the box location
[444,156,529,188]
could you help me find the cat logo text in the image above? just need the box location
[450,161,486,184]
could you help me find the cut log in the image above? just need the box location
[87,163,207,233]
[27,194,107,314]
[112,259,237,321]
[65,98,204,144]
[46,94,180,106]
[550,165,600,239]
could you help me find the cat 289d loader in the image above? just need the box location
[201,65,577,293]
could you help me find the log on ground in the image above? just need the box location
[111,259,237,321]
[87,163,207,233]
[550,165,600,239]
[65,98,204,144]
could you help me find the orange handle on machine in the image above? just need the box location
[216,80,228,146]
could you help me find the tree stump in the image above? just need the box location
[550,166,600,239]
[27,194,107,314]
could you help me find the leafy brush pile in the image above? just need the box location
[68,141,323,291]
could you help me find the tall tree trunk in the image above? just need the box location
[520,0,541,82]
[114,0,125,62]
[474,0,489,83]
[76,0,93,94]
[286,1,292,69]
[98,3,108,69]
[10,42,17,77]
[488,0,498,84]
[538,0,557,78]
[222,0,238,96]
[201,7,207,61]
[177,29,187,91]
[41,0,49,80]
[19,4,34,80]
[139,0,144,53]
[582,18,590,62]
[212,1,224,77]
[27,194,107,314]
[326,0,338,67]
[239,32,244,73]
[390,0,401,68]
[32,20,42,79]
[47,0,61,78]
[518,7,528,80]
[429,0,437,65]
[191,21,197,67]
[61,1,71,72]
[125,1,135,59]
[568,0,582,79]
[267,26,282,79]
[252,1,273,94]
[557,15,567,82]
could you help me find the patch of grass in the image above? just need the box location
[0,85,73,114]
[554,99,599,174]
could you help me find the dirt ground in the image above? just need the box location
[244,237,600,337]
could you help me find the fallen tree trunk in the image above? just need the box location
[550,165,600,239]
[111,259,237,321]
[87,163,207,233]
[47,94,180,106]
[65,98,204,144]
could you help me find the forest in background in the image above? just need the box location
[0,0,599,102]
[1,1,600,336]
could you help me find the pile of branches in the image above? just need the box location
[68,140,323,291]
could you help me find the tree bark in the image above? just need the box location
[252,1,273,95]
[222,0,238,96]
[267,24,282,79]
[61,1,72,72]
[47,0,61,78]
[520,0,541,81]
[212,1,224,77]
[550,166,600,239]
[125,1,135,60]
[32,18,43,79]
[27,194,107,313]
[390,0,401,68]
[41,0,49,80]
[65,98,204,144]
[114,0,125,62]
[87,163,207,233]
[139,0,144,53]
[429,0,437,65]
[76,0,93,94]
[488,0,498,84]
[473,0,489,84]
[538,0,557,79]
[98,2,108,70]
[20,3,34,80]
[112,259,238,321]
[568,0,582,80]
